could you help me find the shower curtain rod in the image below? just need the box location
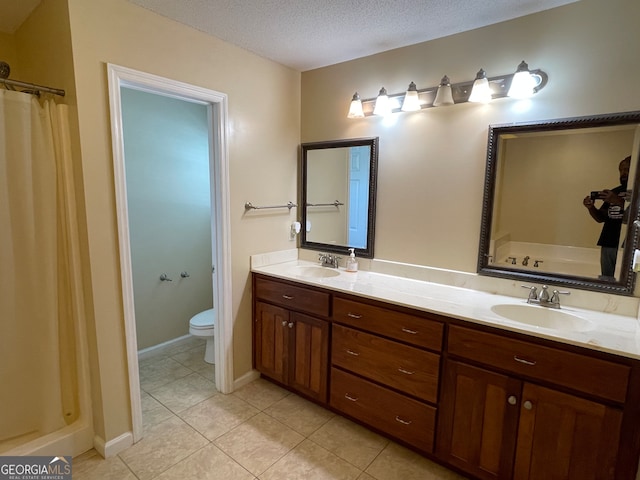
[0,77,65,97]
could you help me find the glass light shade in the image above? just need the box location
[468,69,492,103]
[347,92,364,118]
[401,82,421,112]
[433,75,454,106]
[508,61,536,98]
[373,87,391,116]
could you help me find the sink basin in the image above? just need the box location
[490,304,595,332]
[289,266,340,278]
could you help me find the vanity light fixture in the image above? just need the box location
[347,92,365,118]
[468,68,492,103]
[347,60,548,117]
[433,75,454,107]
[401,82,421,111]
[373,87,391,116]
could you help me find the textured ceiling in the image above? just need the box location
[127,0,579,71]
[0,0,579,71]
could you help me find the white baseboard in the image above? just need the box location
[233,369,260,390]
[93,432,133,458]
[137,334,192,359]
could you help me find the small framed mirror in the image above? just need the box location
[301,137,378,258]
[478,111,640,294]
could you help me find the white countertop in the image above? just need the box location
[252,259,640,360]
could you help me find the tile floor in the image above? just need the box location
[73,336,468,479]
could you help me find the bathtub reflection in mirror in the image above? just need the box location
[478,111,640,295]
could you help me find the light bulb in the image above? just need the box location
[347,92,364,118]
[468,69,492,103]
[433,75,454,107]
[373,87,391,116]
[401,82,421,112]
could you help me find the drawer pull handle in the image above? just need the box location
[346,349,360,356]
[282,294,294,300]
[344,393,358,402]
[401,327,418,335]
[395,416,412,425]
[398,367,415,375]
[347,312,363,319]
[514,355,536,366]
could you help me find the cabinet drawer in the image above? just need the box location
[330,367,436,453]
[332,324,439,403]
[255,277,330,317]
[448,325,630,403]
[333,297,443,351]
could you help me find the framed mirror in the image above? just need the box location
[301,137,378,258]
[478,111,640,295]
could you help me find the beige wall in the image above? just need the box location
[64,0,300,443]
[0,33,18,74]
[301,0,640,273]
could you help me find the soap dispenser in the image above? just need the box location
[346,248,358,272]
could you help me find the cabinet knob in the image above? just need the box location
[523,400,533,410]
[281,320,287,327]
[507,395,517,405]
[288,322,294,329]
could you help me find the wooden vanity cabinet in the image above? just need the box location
[330,295,444,453]
[253,276,330,403]
[437,324,630,480]
[252,272,640,479]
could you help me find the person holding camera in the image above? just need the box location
[582,156,631,279]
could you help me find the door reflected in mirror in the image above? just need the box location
[301,138,378,258]
[478,111,640,295]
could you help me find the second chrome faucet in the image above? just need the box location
[522,284,570,309]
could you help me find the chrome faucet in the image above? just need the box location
[318,253,341,268]
[522,284,570,309]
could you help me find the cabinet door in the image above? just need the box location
[514,383,622,480]
[437,359,521,480]
[254,301,289,385]
[289,312,329,403]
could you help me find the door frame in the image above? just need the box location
[107,64,233,442]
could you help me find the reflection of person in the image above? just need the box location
[582,156,631,279]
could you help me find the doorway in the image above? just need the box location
[107,64,233,443]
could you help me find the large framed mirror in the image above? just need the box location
[301,137,378,258]
[478,111,640,295]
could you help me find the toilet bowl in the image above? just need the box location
[189,308,215,364]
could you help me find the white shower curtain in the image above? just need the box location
[0,90,80,446]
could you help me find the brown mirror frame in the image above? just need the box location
[300,137,378,259]
[478,111,640,295]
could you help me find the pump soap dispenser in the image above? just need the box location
[346,248,359,272]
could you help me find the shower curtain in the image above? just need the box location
[0,90,81,447]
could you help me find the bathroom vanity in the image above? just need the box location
[251,260,640,480]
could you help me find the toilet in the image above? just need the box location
[189,308,215,364]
